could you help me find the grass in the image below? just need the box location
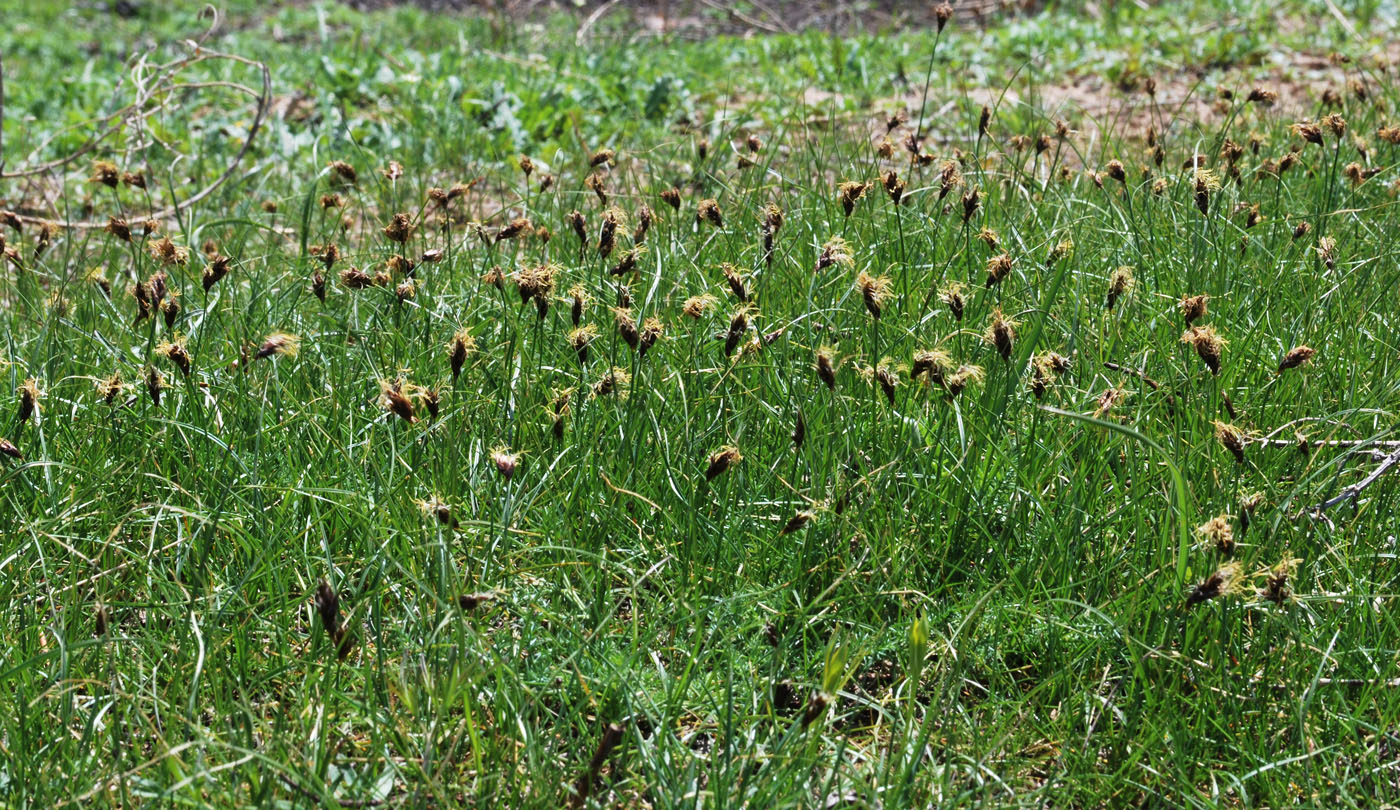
[3,0,1400,806]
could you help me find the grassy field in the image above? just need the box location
[3,0,1400,806]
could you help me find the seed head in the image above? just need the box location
[105,216,132,243]
[961,188,980,222]
[598,208,625,257]
[96,372,124,405]
[816,237,854,272]
[1259,558,1300,604]
[17,378,41,422]
[944,364,984,397]
[145,366,165,407]
[856,271,892,319]
[985,252,1013,288]
[255,332,300,360]
[874,360,899,405]
[911,348,954,386]
[448,330,477,380]
[1277,345,1316,373]
[383,213,414,244]
[1182,325,1226,375]
[569,324,600,364]
[1214,421,1246,464]
[1196,515,1236,556]
[934,2,953,29]
[589,148,616,167]
[148,236,188,266]
[781,511,814,535]
[1105,266,1135,308]
[380,380,418,424]
[838,181,871,216]
[0,438,21,460]
[157,339,192,376]
[90,160,120,188]
[639,317,664,358]
[704,445,744,481]
[590,367,631,398]
[660,187,682,210]
[491,447,520,480]
[1046,237,1074,267]
[585,172,609,206]
[683,293,719,320]
[881,170,906,204]
[939,282,966,320]
[1187,562,1242,607]
[697,198,724,228]
[985,308,1017,361]
[328,160,358,185]
[1316,236,1337,270]
[1180,294,1209,324]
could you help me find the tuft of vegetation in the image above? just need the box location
[3,0,1400,806]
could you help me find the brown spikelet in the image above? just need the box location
[157,340,192,377]
[1182,325,1226,375]
[0,438,21,461]
[1196,515,1236,556]
[639,317,664,358]
[660,187,682,210]
[721,264,748,302]
[597,208,623,258]
[944,365,984,397]
[162,293,181,330]
[105,216,132,243]
[874,361,899,405]
[97,373,123,405]
[203,255,232,292]
[934,2,953,30]
[1215,421,1246,464]
[496,217,532,243]
[145,366,165,408]
[961,188,980,222]
[381,381,418,424]
[781,511,814,535]
[985,309,1017,361]
[491,447,520,480]
[568,210,589,248]
[255,332,300,360]
[940,283,966,321]
[1259,558,1299,604]
[314,580,353,660]
[815,347,838,390]
[339,267,374,290]
[1187,562,1241,607]
[383,212,414,244]
[458,592,497,611]
[1105,266,1135,309]
[697,198,724,228]
[1180,294,1209,324]
[449,330,476,380]
[856,271,891,319]
[569,325,599,364]
[683,293,718,320]
[585,172,609,206]
[614,307,640,350]
[90,160,120,188]
[792,411,806,449]
[17,378,40,423]
[985,252,1013,288]
[802,691,831,728]
[838,181,870,217]
[1277,345,1316,373]
[704,445,743,481]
